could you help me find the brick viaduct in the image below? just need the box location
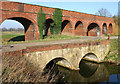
[1,1,114,41]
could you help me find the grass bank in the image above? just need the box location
[2,31,24,43]
[2,31,82,45]
[104,39,120,65]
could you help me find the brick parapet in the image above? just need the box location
[2,40,109,57]
[23,40,109,53]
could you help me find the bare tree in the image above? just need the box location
[95,8,112,17]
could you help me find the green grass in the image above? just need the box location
[2,34,20,40]
[2,31,83,45]
[44,34,81,40]
[104,39,119,62]
[105,35,119,37]
[2,31,24,43]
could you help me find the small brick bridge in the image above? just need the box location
[2,39,110,70]
[1,1,114,41]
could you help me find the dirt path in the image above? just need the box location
[1,36,118,52]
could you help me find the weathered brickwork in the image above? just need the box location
[2,40,110,70]
[1,1,114,41]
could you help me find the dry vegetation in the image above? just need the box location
[2,53,64,83]
[2,54,49,82]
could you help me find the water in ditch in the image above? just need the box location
[43,59,120,83]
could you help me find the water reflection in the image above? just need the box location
[79,60,98,78]
[44,59,120,83]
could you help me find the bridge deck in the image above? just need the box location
[1,36,118,52]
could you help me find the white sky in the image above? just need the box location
[1,20,24,29]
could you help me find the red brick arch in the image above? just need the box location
[74,20,84,29]
[74,19,84,28]
[1,12,39,41]
[72,20,85,36]
[61,20,73,34]
[86,22,101,36]
[102,23,107,35]
[86,21,101,31]
[108,23,113,34]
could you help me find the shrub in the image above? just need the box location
[51,8,63,34]
[37,8,46,39]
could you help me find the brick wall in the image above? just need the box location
[1,1,115,40]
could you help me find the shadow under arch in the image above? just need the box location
[79,53,99,78]
[8,17,33,33]
[5,17,35,41]
[61,20,72,32]
[75,21,83,30]
[42,57,71,83]
[43,57,71,75]
[102,23,107,35]
[108,23,113,34]
[44,18,54,37]
[8,35,25,42]
[87,23,101,36]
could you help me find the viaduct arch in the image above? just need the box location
[1,1,114,41]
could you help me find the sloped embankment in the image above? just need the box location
[104,39,120,65]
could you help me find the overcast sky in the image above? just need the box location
[0,0,119,29]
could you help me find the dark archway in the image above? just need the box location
[8,17,33,33]
[79,53,99,78]
[87,23,101,36]
[75,21,83,29]
[102,23,107,35]
[61,20,72,32]
[82,53,99,62]
[1,17,36,41]
[44,19,54,37]
[44,57,70,71]
[8,17,35,41]
[43,57,70,83]
[108,23,113,34]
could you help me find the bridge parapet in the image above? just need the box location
[2,40,110,70]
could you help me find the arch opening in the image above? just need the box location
[43,57,71,75]
[102,23,107,35]
[75,21,83,30]
[61,20,72,32]
[79,53,99,78]
[1,17,36,41]
[44,18,54,37]
[9,17,33,33]
[82,53,99,62]
[87,23,101,36]
[108,23,113,35]
[42,57,71,83]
